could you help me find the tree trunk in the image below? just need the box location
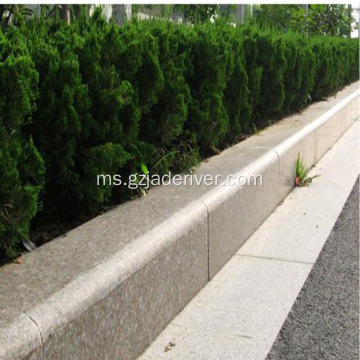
[235,5,245,24]
[73,5,82,20]
[112,5,131,25]
[60,5,70,24]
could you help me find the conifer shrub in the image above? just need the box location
[310,37,358,100]
[26,17,133,218]
[0,29,44,260]
[126,20,196,173]
[281,33,315,114]
[244,27,287,125]
[221,24,251,143]
[185,23,230,154]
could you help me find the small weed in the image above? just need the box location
[295,153,319,187]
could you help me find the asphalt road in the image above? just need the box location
[266,178,359,360]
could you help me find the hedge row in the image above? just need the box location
[0,15,358,260]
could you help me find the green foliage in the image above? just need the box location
[243,27,287,124]
[311,36,359,100]
[136,21,197,172]
[0,5,32,30]
[0,28,44,260]
[281,32,315,113]
[223,25,251,142]
[0,16,358,262]
[253,5,301,32]
[295,153,318,187]
[186,23,230,153]
[305,5,354,37]
[253,4,355,37]
[174,5,220,24]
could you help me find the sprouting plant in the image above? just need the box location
[295,153,319,187]
[140,162,148,176]
[137,162,149,197]
[152,150,179,171]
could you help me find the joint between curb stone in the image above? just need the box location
[24,312,45,356]
[272,149,281,163]
[199,199,211,281]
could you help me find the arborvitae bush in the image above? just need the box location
[241,28,263,130]
[138,21,191,168]
[313,38,341,99]
[26,17,133,219]
[310,37,358,101]
[0,29,44,260]
[27,22,94,219]
[0,16,358,262]
[221,24,251,144]
[293,38,316,111]
[249,29,286,124]
[281,33,315,114]
[186,23,230,154]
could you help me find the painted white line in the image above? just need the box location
[139,121,359,360]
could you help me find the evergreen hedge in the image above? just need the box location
[0,29,44,260]
[0,16,358,261]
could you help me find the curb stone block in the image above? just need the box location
[201,151,280,279]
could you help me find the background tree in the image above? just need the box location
[253,4,355,37]
[306,5,353,36]
[174,5,220,23]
